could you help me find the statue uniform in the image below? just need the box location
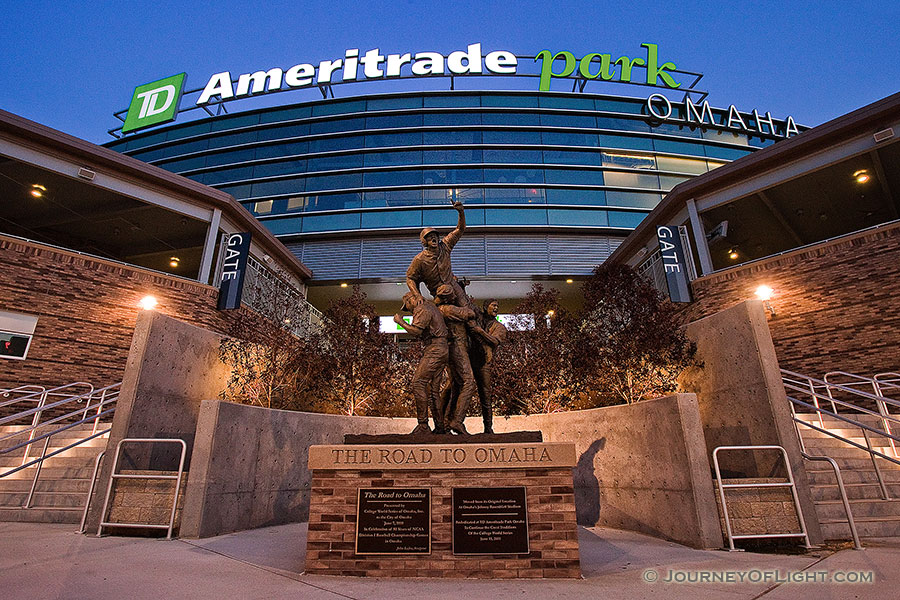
[408,301,449,428]
[407,227,467,306]
[437,303,477,431]
[470,316,508,432]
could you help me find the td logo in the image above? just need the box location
[122,73,186,133]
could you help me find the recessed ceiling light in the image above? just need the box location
[29,184,46,198]
[853,169,870,184]
[728,249,739,260]
[169,257,180,268]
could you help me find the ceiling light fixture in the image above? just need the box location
[30,184,46,198]
[853,169,870,184]
[728,249,739,260]
[169,257,180,268]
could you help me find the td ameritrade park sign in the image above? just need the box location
[121,43,798,138]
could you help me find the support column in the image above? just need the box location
[686,198,714,276]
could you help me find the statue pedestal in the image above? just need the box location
[305,441,581,579]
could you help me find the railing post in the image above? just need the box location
[24,434,51,508]
[862,427,891,500]
[21,390,48,466]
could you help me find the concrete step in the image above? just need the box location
[0,492,86,508]
[820,516,900,540]
[809,482,900,501]
[802,446,899,460]
[808,467,900,485]
[814,499,900,520]
[802,434,897,448]
[805,456,900,471]
[0,506,82,524]
[0,466,98,480]
[0,478,92,493]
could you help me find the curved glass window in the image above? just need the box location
[167,122,211,139]
[543,149,601,166]
[311,100,366,116]
[546,188,606,206]
[210,113,259,131]
[202,166,254,185]
[307,154,364,171]
[307,136,364,152]
[264,216,302,235]
[652,138,705,156]
[480,95,538,108]
[540,114,596,128]
[542,131,598,147]
[310,117,365,135]
[208,131,258,150]
[256,141,309,158]
[424,149,483,164]
[600,134,654,151]
[424,113,481,126]
[305,192,362,212]
[363,169,423,187]
[549,209,608,226]
[597,116,650,132]
[306,172,363,191]
[426,207,485,226]
[303,212,361,232]
[539,96,594,110]
[603,171,660,189]
[484,168,543,184]
[545,169,604,186]
[606,191,661,209]
[251,177,305,197]
[485,208,548,225]
[365,131,423,147]
[424,188,483,205]
[364,150,423,167]
[481,113,540,126]
[257,123,309,141]
[254,160,307,178]
[424,130,481,145]
[656,155,708,174]
[366,114,423,129]
[367,97,423,110]
[601,151,655,169]
[608,210,648,228]
[483,149,542,164]
[362,209,421,229]
[484,188,545,204]
[423,95,480,107]
[704,146,752,160]
[424,168,482,185]
[259,106,311,123]
[483,130,542,145]
[159,156,206,172]
[217,183,251,199]
[363,189,423,208]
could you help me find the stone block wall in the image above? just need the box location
[715,478,802,538]
[104,470,187,533]
[0,234,250,391]
[305,467,580,579]
[680,221,900,378]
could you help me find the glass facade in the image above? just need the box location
[105,91,780,281]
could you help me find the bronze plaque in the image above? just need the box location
[452,487,529,555]
[355,488,430,554]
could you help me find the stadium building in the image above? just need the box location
[102,44,802,313]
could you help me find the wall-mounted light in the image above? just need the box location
[755,285,776,317]
[547,310,555,317]
[565,278,574,284]
[30,184,46,198]
[728,249,739,260]
[139,295,158,310]
[169,256,180,268]
[853,169,870,184]
[340,282,348,288]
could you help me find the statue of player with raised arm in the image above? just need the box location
[406,201,467,307]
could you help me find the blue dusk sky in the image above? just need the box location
[1,0,898,144]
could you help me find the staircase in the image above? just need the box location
[0,423,108,523]
[796,412,900,540]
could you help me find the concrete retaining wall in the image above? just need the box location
[85,311,230,531]
[680,299,823,544]
[180,402,411,538]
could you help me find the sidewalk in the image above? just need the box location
[1,521,896,599]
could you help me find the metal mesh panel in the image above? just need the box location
[485,235,550,275]
[360,237,421,278]
[548,235,615,274]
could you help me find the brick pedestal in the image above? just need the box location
[305,443,581,578]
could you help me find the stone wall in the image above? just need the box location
[680,221,900,378]
[0,234,247,390]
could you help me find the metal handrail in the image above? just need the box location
[97,438,187,540]
[800,453,862,550]
[712,445,812,551]
[79,451,106,534]
[785,370,900,460]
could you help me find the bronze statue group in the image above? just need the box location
[393,202,507,435]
